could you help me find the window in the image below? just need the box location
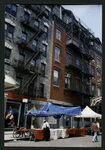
[92,67,95,76]
[28,81,34,93]
[5,4,17,17]
[66,16,72,24]
[21,32,27,43]
[5,23,14,39]
[18,54,25,67]
[76,58,80,68]
[76,78,80,91]
[66,36,71,42]
[97,71,100,78]
[32,39,37,51]
[56,28,61,41]
[45,9,49,18]
[40,84,44,98]
[41,63,45,76]
[5,47,11,59]
[53,70,59,86]
[16,77,22,87]
[42,44,47,57]
[30,60,35,72]
[43,26,48,37]
[91,52,95,59]
[92,84,95,96]
[66,53,71,65]
[36,5,40,12]
[98,88,101,96]
[65,76,71,89]
[24,11,29,24]
[34,20,39,30]
[55,46,60,61]
[97,58,100,66]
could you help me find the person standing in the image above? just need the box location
[42,120,50,141]
[91,120,99,142]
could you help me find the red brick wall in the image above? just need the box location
[50,23,81,105]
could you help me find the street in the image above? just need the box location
[4,134,102,147]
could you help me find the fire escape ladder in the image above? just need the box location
[21,73,38,92]
[24,30,41,47]
[24,51,39,69]
[27,11,44,25]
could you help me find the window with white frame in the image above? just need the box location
[5,4,17,17]
[55,46,60,61]
[5,23,14,39]
[66,53,71,65]
[53,70,59,86]
[98,88,101,96]
[65,74,71,89]
[56,28,61,41]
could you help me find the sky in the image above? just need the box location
[62,5,102,42]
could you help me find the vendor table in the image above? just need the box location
[16,128,29,134]
[75,129,87,136]
[30,129,44,141]
[66,128,77,136]
[50,129,69,140]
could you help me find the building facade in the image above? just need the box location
[4,4,53,129]
[4,4,102,130]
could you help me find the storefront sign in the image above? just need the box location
[22,98,28,103]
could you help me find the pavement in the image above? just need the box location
[4,132,102,147]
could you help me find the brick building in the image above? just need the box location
[4,4,102,130]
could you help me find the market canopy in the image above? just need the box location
[26,102,82,119]
[75,106,102,119]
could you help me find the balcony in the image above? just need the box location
[25,43,43,54]
[21,17,45,34]
[82,66,94,77]
[64,87,82,95]
[65,58,82,73]
[25,5,46,17]
[82,50,94,60]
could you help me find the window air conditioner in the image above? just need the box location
[5,58,10,64]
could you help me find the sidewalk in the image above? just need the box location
[4,131,14,141]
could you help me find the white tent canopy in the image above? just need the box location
[75,106,102,119]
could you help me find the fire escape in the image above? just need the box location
[64,13,94,99]
[17,5,46,94]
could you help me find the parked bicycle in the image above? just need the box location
[12,126,29,138]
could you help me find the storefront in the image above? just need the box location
[5,100,21,129]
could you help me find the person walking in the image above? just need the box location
[91,120,99,142]
[42,120,50,141]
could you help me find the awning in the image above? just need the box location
[4,74,20,91]
[26,102,82,119]
[75,106,102,119]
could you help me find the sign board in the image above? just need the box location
[49,116,57,124]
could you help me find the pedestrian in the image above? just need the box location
[91,120,99,142]
[42,120,50,141]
